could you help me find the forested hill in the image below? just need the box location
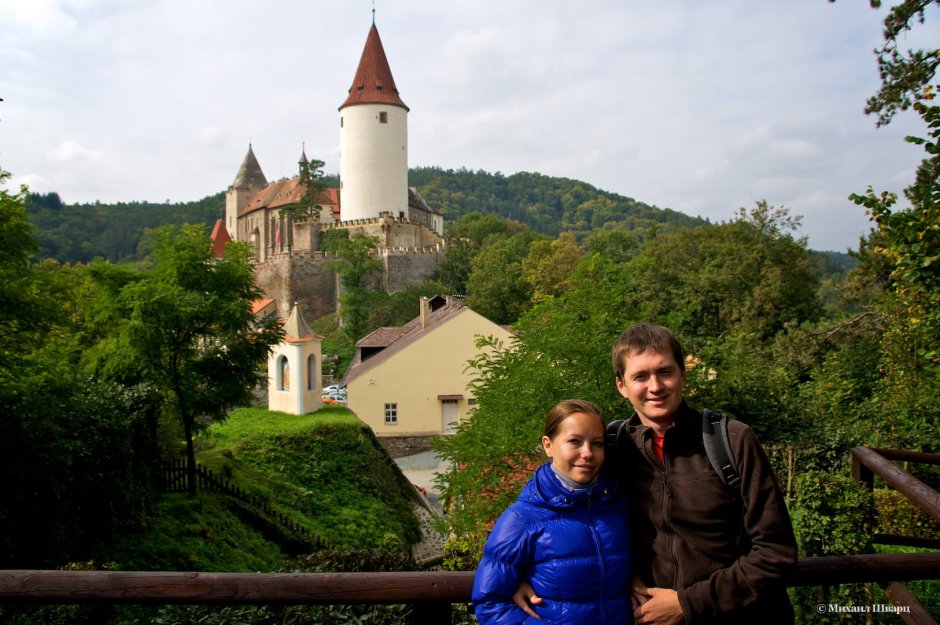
[26,167,704,264]
[408,167,705,236]
[27,192,227,264]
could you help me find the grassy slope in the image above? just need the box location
[104,406,419,572]
[194,406,420,551]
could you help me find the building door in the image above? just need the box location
[441,399,459,434]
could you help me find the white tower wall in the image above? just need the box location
[340,104,409,222]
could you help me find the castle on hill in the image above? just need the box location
[215,21,446,323]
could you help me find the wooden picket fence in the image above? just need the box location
[156,459,326,551]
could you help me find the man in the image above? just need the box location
[515,322,797,625]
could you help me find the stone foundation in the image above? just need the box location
[378,435,436,458]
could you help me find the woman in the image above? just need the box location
[472,399,631,624]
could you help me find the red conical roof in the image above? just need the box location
[340,24,408,111]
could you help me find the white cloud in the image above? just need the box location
[0,0,937,249]
[48,140,104,164]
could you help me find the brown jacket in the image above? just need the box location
[622,402,796,625]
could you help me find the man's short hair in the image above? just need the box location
[611,323,685,382]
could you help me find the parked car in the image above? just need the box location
[322,391,347,404]
[323,384,346,395]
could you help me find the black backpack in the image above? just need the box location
[605,408,741,490]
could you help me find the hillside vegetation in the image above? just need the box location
[95,406,420,572]
[25,168,705,265]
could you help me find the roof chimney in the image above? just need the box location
[419,296,430,329]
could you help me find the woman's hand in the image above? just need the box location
[511,580,543,619]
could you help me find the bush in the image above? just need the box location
[789,470,877,625]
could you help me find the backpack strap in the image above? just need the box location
[605,419,629,475]
[702,409,741,490]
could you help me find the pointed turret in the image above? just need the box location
[209,219,232,258]
[232,144,268,190]
[340,24,409,111]
[339,23,409,222]
[226,144,269,243]
[283,302,315,343]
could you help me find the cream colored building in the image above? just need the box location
[344,296,514,437]
[267,303,323,415]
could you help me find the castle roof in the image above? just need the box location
[209,219,232,258]
[340,24,409,111]
[232,144,268,190]
[409,186,442,216]
[240,177,340,218]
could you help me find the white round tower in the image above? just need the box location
[339,23,409,222]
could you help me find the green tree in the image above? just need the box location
[465,230,542,324]
[327,232,383,342]
[585,226,642,264]
[435,212,525,295]
[846,0,940,126]
[0,172,47,386]
[521,232,585,301]
[434,253,641,564]
[88,224,283,494]
[0,173,160,566]
[629,201,822,342]
[281,154,327,223]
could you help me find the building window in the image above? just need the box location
[379,111,388,124]
[384,403,398,424]
[307,355,317,391]
[277,355,290,391]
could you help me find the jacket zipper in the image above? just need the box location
[658,439,681,590]
[586,493,609,624]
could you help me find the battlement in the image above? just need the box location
[379,244,446,255]
[323,211,406,230]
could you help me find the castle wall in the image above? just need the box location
[255,253,339,322]
[382,247,444,293]
[254,244,445,320]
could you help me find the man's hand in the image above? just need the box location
[633,587,683,625]
[511,580,542,620]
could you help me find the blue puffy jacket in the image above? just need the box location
[472,462,632,625]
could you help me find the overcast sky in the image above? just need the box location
[1,1,937,252]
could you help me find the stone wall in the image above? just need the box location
[255,253,339,321]
[376,435,436,458]
[383,248,445,293]
[254,246,444,320]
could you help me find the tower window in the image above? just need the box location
[379,112,388,124]
[340,117,343,128]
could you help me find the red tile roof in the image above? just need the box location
[209,219,232,258]
[240,178,339,218]
[340,24,408,111]
[251,298,275,316]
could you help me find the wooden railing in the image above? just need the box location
[1,448,938,624]
[1,556,938,623]
[851,446,940,625]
